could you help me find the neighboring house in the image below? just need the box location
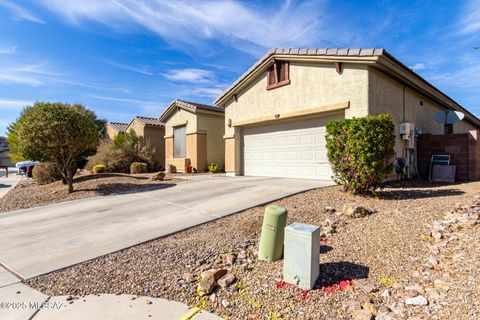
[0,137,14,167]
[125,116,165,169]
[214,48,480,180]
[159,100,225,172]
[106,122,128,139]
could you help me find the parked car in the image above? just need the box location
[16,161,38,177]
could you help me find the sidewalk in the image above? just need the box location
[0,168,22,199]
[0,266,222,320]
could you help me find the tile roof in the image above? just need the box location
[133,116,164,127]
[175,100,224,113]
[108,122,128,132]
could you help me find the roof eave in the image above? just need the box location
[214,54,379,107]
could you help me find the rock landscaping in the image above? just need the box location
[0,172,180,213]
[25,181,480,319]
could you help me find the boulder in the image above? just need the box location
[218,273,236,288]
[343,204,376,219]
[150,172,166,181]
[165,164,176,174]
[201,269,228,282]
[197,276,216,296]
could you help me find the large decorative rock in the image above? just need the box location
[200,269,227,282]
[218,273,236,288]
[165,164,176,174]
[197,276,216,296]
[343,204,375,218]
[150,172,166,181]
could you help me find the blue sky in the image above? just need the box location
[0,0,479,135]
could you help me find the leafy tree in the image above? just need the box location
[326,114,395,195]
[6,122,26,163]
[16,102,100,193]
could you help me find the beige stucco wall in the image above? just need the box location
[223,62,370,137]
[197,112,225,170]
[223,61,370,174]
[368,67,477,158]
[164,107,225,172]
[106,125,122,140]
[164,108,198,137]
[144,126,165,168]
[127,119,165,169]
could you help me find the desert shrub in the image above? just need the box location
[326,114,395,195]
[93,164,107,174]
[85,131,155,173]
[130,162,148,174]
[32,162,62,185]
[208,161,218,173]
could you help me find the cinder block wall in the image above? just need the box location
[417,132,479,181]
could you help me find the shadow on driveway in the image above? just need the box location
[76,182,176,196]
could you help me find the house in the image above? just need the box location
[125,116,165,169]
[159,100,225,172]
[214,48,480,180]
[106,122,128,139]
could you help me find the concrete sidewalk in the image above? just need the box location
[0,266,221,320]
[0,168,22,199]
[0,176,332,279]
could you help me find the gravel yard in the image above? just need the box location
[0,172,180,213]
[26,180,480,319]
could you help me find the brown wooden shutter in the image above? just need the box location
[267,66,276,86]
[278,62,286,82]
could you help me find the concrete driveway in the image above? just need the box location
[0,175,333,279]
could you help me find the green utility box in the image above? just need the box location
[258,205,288,262]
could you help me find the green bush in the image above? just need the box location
[130,162,148,174]
[93,164,107,174]
[32,162,62,185]
[326,114,395,195]
[208,161,218,173]
[86,130,156,173]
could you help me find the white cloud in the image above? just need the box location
[101,59,153,76]
[35,0,326,53]
[459,0,480,35]
[164,68,214,83]
[409,63,426,71]
[0,0,45,24]
[0,62,55,86]
[0,99,33,111]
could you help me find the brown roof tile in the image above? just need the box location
[133,116,164,127]
[108,122,128,132]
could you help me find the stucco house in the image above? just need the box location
[214,48,480,180]
[106,122,128,140]
[125,116,166,169]
[159,100,225,172]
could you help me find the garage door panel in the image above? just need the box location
[242,114,342,180]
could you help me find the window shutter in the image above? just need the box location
[278,62,287,82]
[267,66,276,86]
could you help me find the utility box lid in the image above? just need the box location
[285,222,320,235]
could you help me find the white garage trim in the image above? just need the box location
[242,114,342,180]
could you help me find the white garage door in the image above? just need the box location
[242,114,341,180]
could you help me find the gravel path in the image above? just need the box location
[26,181,480,319]
[0,172,180,213]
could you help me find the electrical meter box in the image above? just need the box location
[258,205,288,262]
[283,222,320,289]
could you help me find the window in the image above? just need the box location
[267,60,290,89]
[444,123,453,135]
[173,125,186,158]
